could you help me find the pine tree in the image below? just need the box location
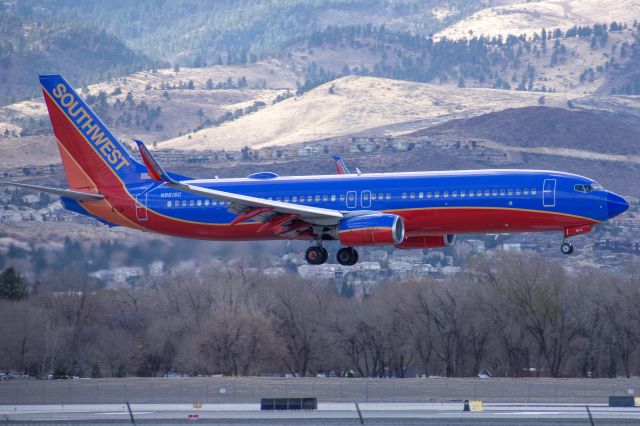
[0,267,29,300]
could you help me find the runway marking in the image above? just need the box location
[491,411,569,415]
[97,411,155,415]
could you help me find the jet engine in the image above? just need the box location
[395,234,456,249]
[338,213,405,246]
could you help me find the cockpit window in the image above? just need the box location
[574,183,603,193]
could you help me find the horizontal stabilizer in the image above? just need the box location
[0,181,104,202]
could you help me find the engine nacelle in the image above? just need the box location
[395,234,456,249]
[338,214,405,246]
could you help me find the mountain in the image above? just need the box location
[283,19,640,101]
[0,61,297,169]
[435,0,640,40]
[408,105,640,155]
[14,0,494,66]
[0,7,164,106]
[158,76,576,151]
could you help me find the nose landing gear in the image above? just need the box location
[305,246,328,265]
[560,240,574,255]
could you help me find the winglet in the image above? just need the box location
[332,155,350,175]
[135,139,178,184]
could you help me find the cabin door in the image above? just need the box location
[135,193,148,221]
[542,179,556,208]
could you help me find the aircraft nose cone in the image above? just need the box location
[607,192,629,219]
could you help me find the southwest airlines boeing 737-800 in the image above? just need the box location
[0,75,630,265]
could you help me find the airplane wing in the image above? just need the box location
[0,181,104,202]
[169,181,343,223]
[135,140,343,227]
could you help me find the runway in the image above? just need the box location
[1,402,640,424]
[3,377,640,424]
[3,376,640,404]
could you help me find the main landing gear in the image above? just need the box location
[305,246,328,265]
[560,240,574,255]
[304,246,360,265]
[336,247,359,266]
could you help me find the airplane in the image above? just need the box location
[0,75,630,265]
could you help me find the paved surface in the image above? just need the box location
[1,402,640,424]
[2,377,640,404]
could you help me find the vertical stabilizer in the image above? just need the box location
[39,75,146,190]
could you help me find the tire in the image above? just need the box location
[319,247,328,264]
[337,247,359,266]
[561,243,573,255]
[305,246,324,265]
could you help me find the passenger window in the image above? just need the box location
[499,189,505,196]
[385,193,391,200]
[340,194,346,201]
[307,196,312,202]
[410,192,415,199]
[331,195,336,201]
[205,199,210,206]
[348,193,355,201]
[427,192,432,198]
[418,192,424,199]
[322,195,328,201]
[531,188,537,195]
[197,199,202,206]
[468,190,474,197]
[213,200,218,206]
[484,190,490,196]
[508,189,513,196]
[460,190,465,198]
[189,200,195,206]
[477,190,482,197]
[452,191,457,198]
[444,191,449,198]
[524,189,529,196]
[362,193,369,201]
[182,200,187,207]
[378,193,384,200]
[371,193,377,200]
[434,191,440,198]
[167,201,172,207]
[314,195,320,202]
[515,189,521,196]
[402,192,407,199]
[292,196,298,202]
[574,184,584,192]
[492,189,498,196]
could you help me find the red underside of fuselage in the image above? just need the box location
[133,207,597,241]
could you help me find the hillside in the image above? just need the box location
[0,61,296,151]
[15,0,494,65]
[0,9,163,106]
[435,0,640,40]
[159,76,576,151]
[286,19,640,97]
[409,106,640,155]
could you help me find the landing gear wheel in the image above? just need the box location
[336,247,359,266]
[319,247,328,264]
[560,242,574,255]
[305,246,328,265]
